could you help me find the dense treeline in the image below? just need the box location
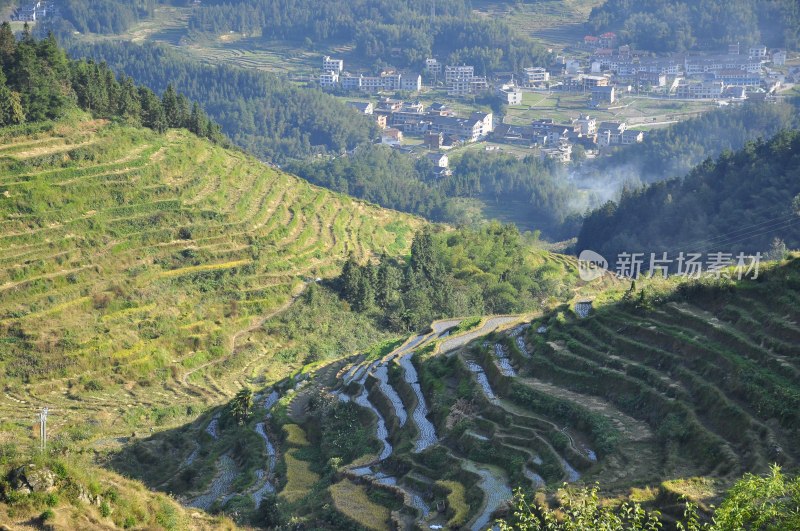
[446,151,576,236]
[56,0,157,35]
[589,0,800,51]
[577,129,800,260]
[584,102,799,186]
[0,25,223,143]
[288,146,577,237]
[286,144,448,220]
[66,40,379,163]
[186,0,550,73]
[336,224,574,331]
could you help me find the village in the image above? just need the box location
[317,32,793,168]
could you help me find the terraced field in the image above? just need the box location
[195,257,797,529]
[0,117,421,446]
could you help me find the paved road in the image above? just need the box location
[439,316,520,353]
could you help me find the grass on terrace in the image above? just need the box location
[329,479,392,531]
[0,114,421,449]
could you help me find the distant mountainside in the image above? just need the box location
[184,0,550,73]
[582,102,798,187]
[589,0,800,51]
[66,40,379,164]
[577,129,800,260]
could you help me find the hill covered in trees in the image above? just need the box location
[582,101,799,187]
[336,224,577,331]
[577,129,800,261]
[54,0,157,35]
[67,40,379,163]
[289,147,577,238]
[588,0,800,51]
[185,0,550,73]
[0,24,222,143]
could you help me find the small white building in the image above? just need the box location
[427,152,449,168]
[322,56,344,73]
[574,114,597,135]
[498,86,523,105]
[381,128,403,146]
[772,50,787,66]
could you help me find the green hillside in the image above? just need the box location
[0,115,420,441]
[578,129,800,260]
[115,253,800,529]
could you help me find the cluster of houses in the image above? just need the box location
[346,99,493,150]
[572,34,788,100]
[493,115,643,163]
[11,0,54,22]
[319,56,423,93]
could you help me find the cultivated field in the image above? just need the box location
[183,256,799,529]
[0,116,421,449]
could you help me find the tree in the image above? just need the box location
[139,87,166,133]
[161,84,181,128]
[0,84,25,126]
[116,75,141,124]
[188,102,207,137]
[0,21,16,64]
[230,389,253,425]
[498,485,667,530]
[712,465,800,530]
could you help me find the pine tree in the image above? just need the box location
[0,22,16,64]
[116,75,141,124]
[188,102,207,137]
[161,84,181,128]
[230,389,252,425]
[0,72,24,126]
[139,87,166,133]
[340,254,363,304]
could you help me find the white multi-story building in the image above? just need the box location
[675,80,725,99]
[684,55,761,75]
[319,71,339,88]
[428,112,493,142]
[322,56,344,73]
[341,73,362,91]
[523,67,550,86]
[749,45,768,60]
[381,72,402,91]
[361,76,383,92]
[426,58,442,75]
[574,114,597,135]
[445,65,474,84]
[401,73,422,92]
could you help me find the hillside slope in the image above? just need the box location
[120,253,800,529]
[578,129,800,261]
[0,116,421,445]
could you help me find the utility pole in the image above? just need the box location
[431,0,435,22]
[38,407,48,451]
